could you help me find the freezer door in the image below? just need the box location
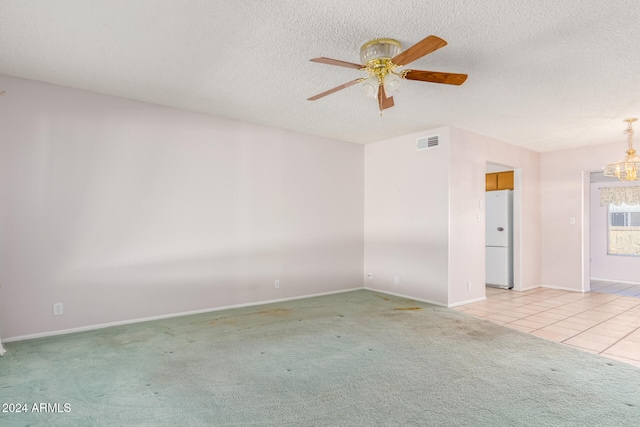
[485,191,510,247]
[486,246,510,287]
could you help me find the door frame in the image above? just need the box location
[485,163,523,291]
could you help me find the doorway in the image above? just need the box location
[587,170,640,295]
[485,162,523,291]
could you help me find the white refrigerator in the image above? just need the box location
[485,190,513,288]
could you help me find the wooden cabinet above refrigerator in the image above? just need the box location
[486,171,514,191]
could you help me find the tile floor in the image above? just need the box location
[454,285,640,368]
[590,280,640,297]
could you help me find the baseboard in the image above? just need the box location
[518,284,541,292]
[3,287,363,344]
[363,287,448,307]
[540,284,588,293]
[591,277,640,285]
[448,296,487,308]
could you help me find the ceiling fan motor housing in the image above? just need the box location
[360,38,403,93]
[360,39,402,65]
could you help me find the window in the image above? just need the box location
[608,203,640,256]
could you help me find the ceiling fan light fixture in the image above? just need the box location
[604,118,640,181]
[359,38,402,64]
[384,73,402,95]
[362,75,379,98]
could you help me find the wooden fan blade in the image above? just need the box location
[391,36,447,67]
[403,69,468,85]
[378,85,395,111]
[310,57,364,70]
[307,79,361,101]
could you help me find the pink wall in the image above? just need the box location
[2,71,621,341]
[364,127,451,305]
[449,127,541,304]
[364,126,541,306]
[541,141,627,291]
[590,181,640,283]
[0,74,364,339]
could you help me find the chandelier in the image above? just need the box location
[603,118,640,181]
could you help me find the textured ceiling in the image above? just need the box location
[1,0,640,152]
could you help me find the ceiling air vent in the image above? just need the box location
[416,135,439,151]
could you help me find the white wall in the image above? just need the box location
[590,181,640,283]
[541,141,627,291]
[449,127,541,304]
[4,72,611,341]
[363,126,541,307]
[0,74,364,339]
[364,127,451,305]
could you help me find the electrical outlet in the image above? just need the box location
[367,273,373,280]
[53,303,63,316]
[275,279,280,289]
[394,276,399,285]
[467,281,471,290]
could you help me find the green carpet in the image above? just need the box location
[1,290,640,426]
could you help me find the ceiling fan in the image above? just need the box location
[307,35,467,115]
